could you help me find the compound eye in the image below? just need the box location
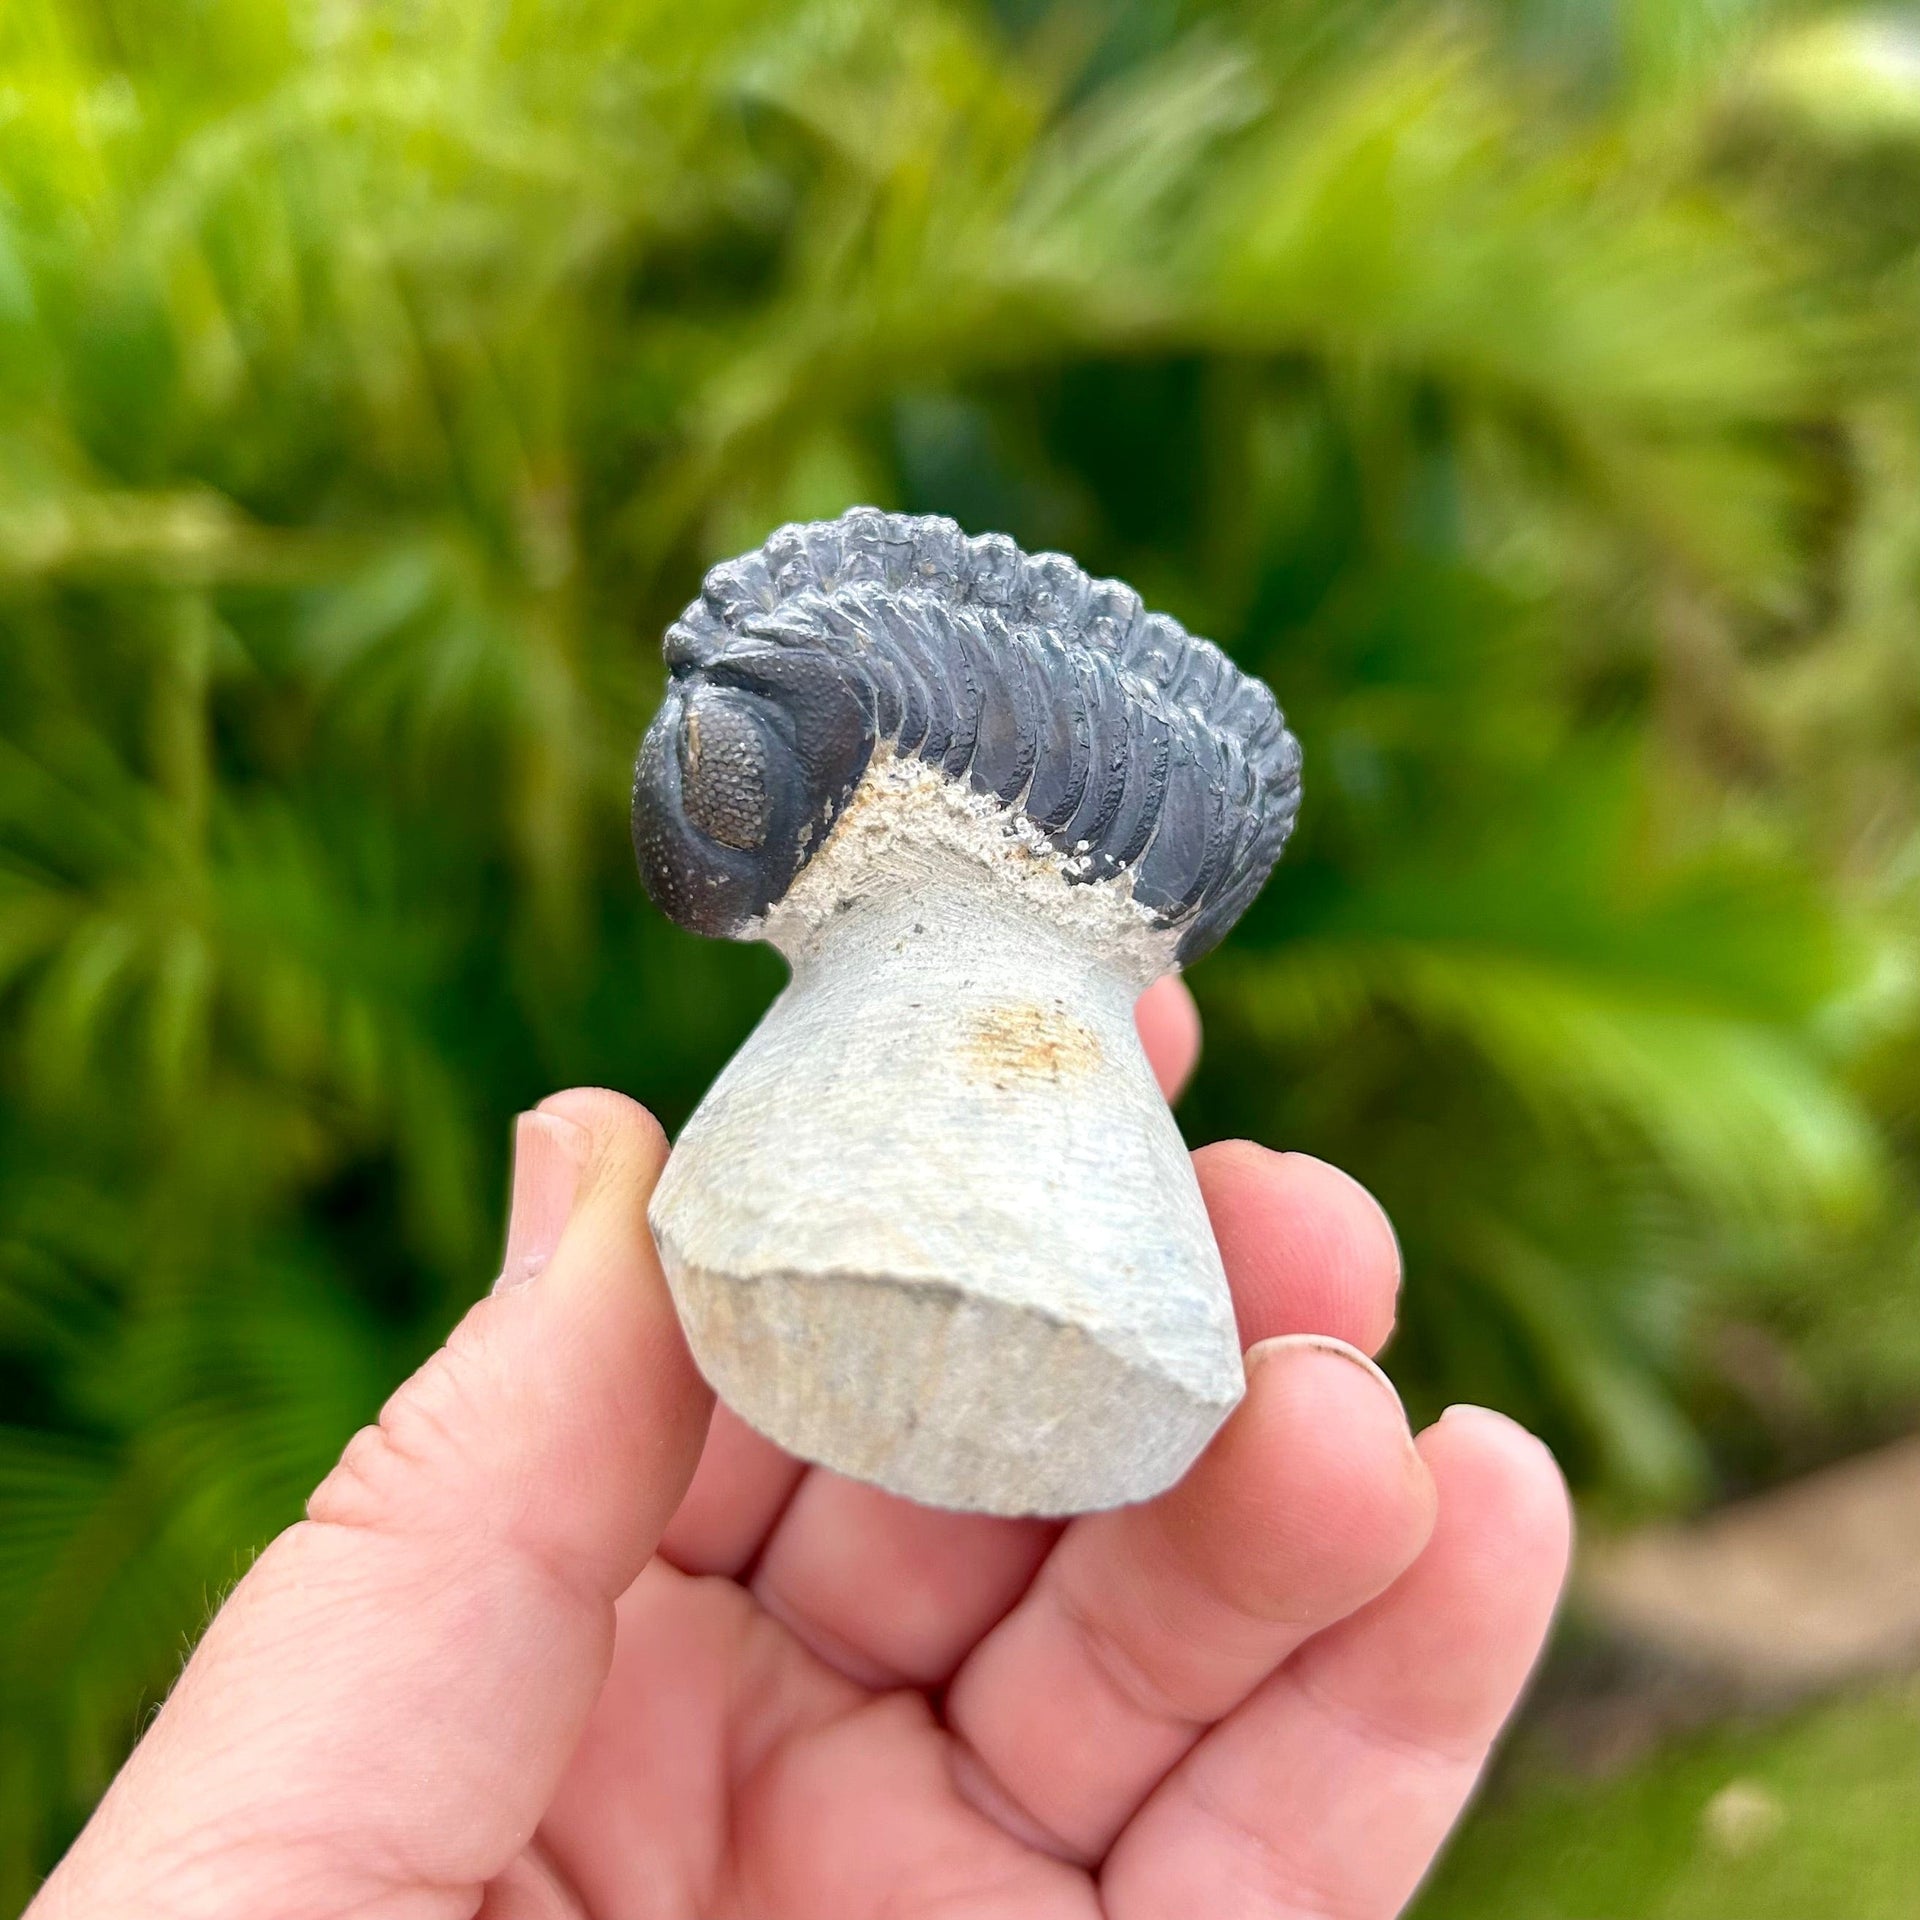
[678,688,771,851]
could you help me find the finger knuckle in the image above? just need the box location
[308,1332,497,1533]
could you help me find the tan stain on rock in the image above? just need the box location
[962,1001,1102,1087]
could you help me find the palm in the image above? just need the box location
[550,1538,1091,1916]
[529,1381,1562,1920]
[509,1020,1570,1920]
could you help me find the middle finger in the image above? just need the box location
[943,1331,1434,1862]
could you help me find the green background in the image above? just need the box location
[3,0,1918,1908]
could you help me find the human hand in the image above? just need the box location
[29,979,1570,1920]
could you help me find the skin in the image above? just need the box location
[28,979,1572,1920]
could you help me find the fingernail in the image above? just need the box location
[1245,1333,1413,1437]
[495,1110,592,1292]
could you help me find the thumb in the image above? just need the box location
[32,1089,712,1920]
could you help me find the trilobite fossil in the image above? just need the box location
[632,506,1302,963]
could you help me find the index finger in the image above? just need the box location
[1196,1140,1403,1355]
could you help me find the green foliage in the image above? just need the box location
[2,0,1917,1897]
[1412,1676,1920,1920]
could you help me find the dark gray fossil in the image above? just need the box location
[632,507,1302,963]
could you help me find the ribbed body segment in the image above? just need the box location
[632,507,1301,962]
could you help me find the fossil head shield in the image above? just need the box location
[632,506,1301,962]
[633,508,1303,1515]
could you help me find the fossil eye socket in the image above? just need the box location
[678,690,772,852]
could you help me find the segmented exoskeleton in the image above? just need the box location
[632,507,1302,963]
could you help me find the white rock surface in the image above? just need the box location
[649,756,1244,1515]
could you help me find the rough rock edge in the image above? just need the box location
[761,751,1184,986]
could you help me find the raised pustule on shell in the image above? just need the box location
[633,508,1302,1515]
